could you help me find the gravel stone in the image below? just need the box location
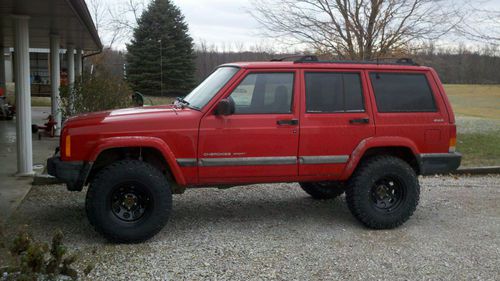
[3,175,500,280]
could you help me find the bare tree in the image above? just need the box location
[250,0,462,59]
[86,0,149,49]
[88,0,106,33]
[456,3,500,44]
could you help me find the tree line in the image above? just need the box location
[92,43,500,97]
[86,0,500,96]
[194,44,500,85]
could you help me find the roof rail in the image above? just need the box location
[368,57,419,66]
[270,55,420,66]
[270,55,319,62]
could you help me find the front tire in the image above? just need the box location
[346,156,420,229]
[299,182,346,200]
[86,160,172,243]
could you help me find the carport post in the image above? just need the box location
[66,46,75,115]
[75,49,82,78]
[13,15,33,176]
[50,35,61,136]
[0,47,5,88]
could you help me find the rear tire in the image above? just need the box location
[346,156,419,229]
[86,160,172,243]
[299,182,346,200]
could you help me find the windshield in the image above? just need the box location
[183,67,239,109]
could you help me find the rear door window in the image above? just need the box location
[305,72,364,113]
[369,73,437,112]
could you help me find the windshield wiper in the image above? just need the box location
[174,97,191,108]
[176,97,190,105]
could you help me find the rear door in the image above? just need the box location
[298,69,375,179]
[197,69,300,184]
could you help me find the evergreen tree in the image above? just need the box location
[126,0,195,96]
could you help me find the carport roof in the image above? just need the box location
[0,0,102,50]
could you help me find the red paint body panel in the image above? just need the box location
[59,61,457,187]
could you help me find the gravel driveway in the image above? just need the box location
[3,175,500,280]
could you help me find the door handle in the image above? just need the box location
[277,119,299,126]
[349,118,370,124]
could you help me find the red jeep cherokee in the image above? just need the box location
[48,57,461,243]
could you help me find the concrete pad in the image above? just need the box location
[0,106,58,224]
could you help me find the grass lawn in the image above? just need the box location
[457,131,500,167]
[445,84,500,167]
[444,84,500,120]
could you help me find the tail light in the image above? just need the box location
[449,125,457,153]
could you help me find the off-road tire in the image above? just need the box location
[85,160,172,243]
[346,156,420,229]
[299,182,346,200]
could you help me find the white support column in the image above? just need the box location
[66,46,75,115]
[67,46,75,84]
[50,35,61,136]
[75,49,82,78]
[0,46,5,88]
[13,16,33,176]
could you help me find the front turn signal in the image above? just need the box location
[65,135,71,157]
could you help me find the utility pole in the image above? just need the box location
[159,39,163,96]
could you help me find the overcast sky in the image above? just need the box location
[174,0,262,46]
[90,0,500,51]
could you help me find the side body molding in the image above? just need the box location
[340,136,420,180]
[88,136,187,185]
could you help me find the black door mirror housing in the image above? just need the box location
[215,98,235,116]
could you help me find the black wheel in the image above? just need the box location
[299,182,346,200]
[85,160,172,243]
[346,156,420,229]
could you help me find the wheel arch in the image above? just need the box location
[87,137,187,186]
[340,137,421,180]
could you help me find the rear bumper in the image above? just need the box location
[418,152,462,175]
[47,156,91,191]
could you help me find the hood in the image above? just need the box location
[64,105,189,128]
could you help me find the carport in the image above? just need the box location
[0,0,102,175]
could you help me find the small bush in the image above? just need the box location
[60,71,133,118]
[0,228,93,281]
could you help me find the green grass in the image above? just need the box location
[31,97,51,107]
[457,131,500,167]
[444,84,500,167]
[444,84,500,120]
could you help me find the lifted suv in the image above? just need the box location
[48,57,461,242]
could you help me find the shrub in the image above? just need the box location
[60,71,133,118]
[0,228,93,281]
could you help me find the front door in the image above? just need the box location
[198,70,300,184]
[298,70,375,179]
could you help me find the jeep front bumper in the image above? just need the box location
[47,156,91,191]
[418,152,462,175]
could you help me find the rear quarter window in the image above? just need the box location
[369,73,437,113]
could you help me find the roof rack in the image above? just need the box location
[368,57,419,66]
[270,55,419,66]
[270,55,319,62]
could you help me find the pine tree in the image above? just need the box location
[126,0,195,96]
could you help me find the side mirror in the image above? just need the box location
[215,98,235,116]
